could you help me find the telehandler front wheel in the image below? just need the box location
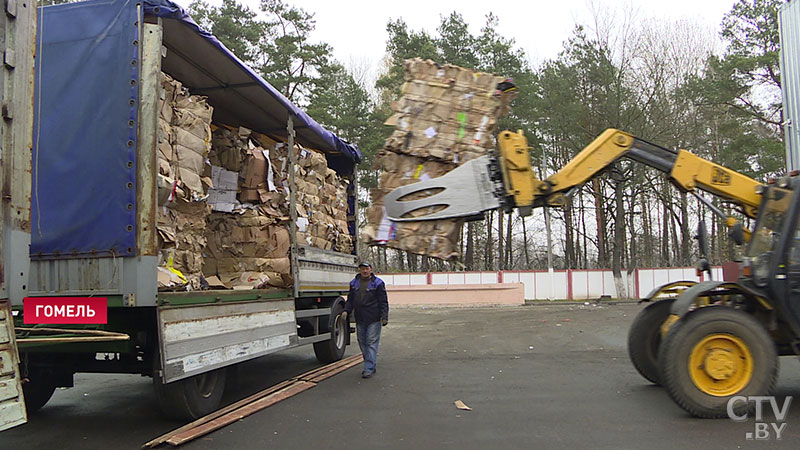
[658,307,778,418]
[627,299,675,385]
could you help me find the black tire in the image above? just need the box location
[658,307,778,418]
[314,300,347,364]
[22,373,57,413]
[627,299,675,385]
[154,367,227,421]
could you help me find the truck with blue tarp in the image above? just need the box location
[9,0,360,421]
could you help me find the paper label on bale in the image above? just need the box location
[208,190,237,212]
[262,149,276,191]
[211,165,239,191]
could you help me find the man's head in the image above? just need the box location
[358,261,372,279]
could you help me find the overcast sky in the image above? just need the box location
[173,0,738,83]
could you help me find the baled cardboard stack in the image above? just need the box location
[157,74,213,290]
[268,144,354,255]
[363,58,516,259]
[203,209,292,289]
[201,128,293,290]
[155,73,356,291]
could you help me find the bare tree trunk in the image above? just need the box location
[421,256,429,272]
[498,211,504,270]
[612,175,627,299]
[522,216,530,267]
[505,212,513,268]
[408,252,418,272]
[564,199,575,269]
[670,212,680,266]
[661,181,670,266]
[465,222,474,270]
[641,193,652,267]
[397,249,405,271]
[581,191,588,268]
[592,178,607,267]
[486,211,494,270]
[680,191,690,266]
[627,190,637,293]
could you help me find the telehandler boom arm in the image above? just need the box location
[384,129,763,233]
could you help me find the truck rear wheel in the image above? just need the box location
[658,307,778,418]
[314,300,347,364]
[627,299,674,385]
[154,367,227,421]
[22,373,57,413]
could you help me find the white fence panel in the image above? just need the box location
[603,271,618,298]
[668,268,688,282]
[448,273,466,284]
[465,273,481,284]
[431,273,448,285]
[393,274,410,286]
[587,271,605,298]
[480,272,498,284]
[502,272,520,283]
[572,271,589,299]
[410,274,427,285]
[520,273,536,299]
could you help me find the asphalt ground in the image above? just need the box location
[4,303,800,450]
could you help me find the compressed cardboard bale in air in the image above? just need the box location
[364,58,516,260]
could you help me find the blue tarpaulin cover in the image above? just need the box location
[144,0,361,172]
[32,0,359,259]
[32,0,139,258]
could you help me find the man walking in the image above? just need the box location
[342,261,388,378]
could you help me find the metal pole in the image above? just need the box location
[287,116,299,298]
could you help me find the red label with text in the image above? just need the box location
[23,297,108,324]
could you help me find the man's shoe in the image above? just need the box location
[361,371,373,379]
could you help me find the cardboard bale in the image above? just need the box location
[158,72,213,199]
[203,208,293,289]
[210,127,250,172]
[156,197,211,290]
[240,148,269,203]
[364,59,515,260]
[156,73,216,290]
[262,140,354,255]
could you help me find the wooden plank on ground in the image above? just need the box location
[143,379,295,448]
[297,354,363,382]
[305,356,364,383]
[144,354,363,448]
[165,381,316,446]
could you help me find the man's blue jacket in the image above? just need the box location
[344,273,389,324]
